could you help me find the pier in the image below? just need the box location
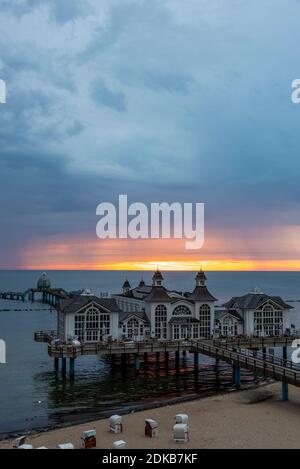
[0,287,69,307]
[34,332,299,399]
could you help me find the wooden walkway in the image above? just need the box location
[34,333,300,392]
[195,341,300,387]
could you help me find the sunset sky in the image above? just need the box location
[1,0,300,270]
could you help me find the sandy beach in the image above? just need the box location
[2,382,300,449]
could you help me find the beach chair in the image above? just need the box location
[12,435,27,449]
[175,413,189,424]
[113,440,127,449]
[109,415,123,434]
[173,423,189,443]
[81,429,96,449]
[145,419,159,437]
[57,443,74,449]
[18,444,33,449]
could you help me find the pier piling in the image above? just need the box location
[281,346,289,401]
[61,357,67,375]
[233,365,241,390]
[135,354,141,371]
[69,357,75,378]
[175,350,180,371]
[164,351,169,371]
[194,351,199,374]
[54,357,59,371]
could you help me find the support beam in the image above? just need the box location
[121,353,126,370]
[135,354,141,371]
[281,381,289,401]
[214,358,219,371]
[54,357,59,371]
[281,346,289,401]
[175,350,180,368]
[69,357,75,378]
[61,357,67,375]
[233,365,241,390]
[165,351,169,370]
[194,352,199,374]
[144,352,148,364]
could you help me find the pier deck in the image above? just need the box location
[34,332,300,395]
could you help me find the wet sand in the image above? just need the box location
[2,382,300,449]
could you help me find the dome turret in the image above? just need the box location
[152,269,164,287]
[123,279,131,294]
[195,269,206,287]
[37,272,51,290]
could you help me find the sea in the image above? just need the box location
[0,270,300,439]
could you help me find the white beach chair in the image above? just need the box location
[109,415,123,434]
[175,413,189,424]
[173,423,189,443]
[113,440,127,449]
[18,444,33,450]
[57,443,74,449]
[12,435,27,449]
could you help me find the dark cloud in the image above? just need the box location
[1,0,300,266]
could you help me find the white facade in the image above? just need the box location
[216,291,293,337]
[57,273,293,344]
[113,270,217,341]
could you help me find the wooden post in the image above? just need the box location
[194,351,199,374]
[281,346,289,401]
[54,357,59,371]
[233,365,241,389]
[135,354,141,371]
[175,350,180,372]
[165,351,169,371]
[121,353,126,370]
[61,357,67,375]
[69,357,75,378]
[215,358,219,371]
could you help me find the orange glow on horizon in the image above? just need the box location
[17,226,300,271]
[16,259,300,271]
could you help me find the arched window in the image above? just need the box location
[86,307,99,342]
[173,305,191,316]
[199,304,211,338]
[127,318,139,338]
[74,314,85,341]
[155,305,167,339]
[254,303,283,336]
[222,316,237,336]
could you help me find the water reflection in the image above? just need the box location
[32,353,258,428]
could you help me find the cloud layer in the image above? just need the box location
[1,0,300,268]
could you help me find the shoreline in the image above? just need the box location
[0,380,271,444]
[3,381,300,449]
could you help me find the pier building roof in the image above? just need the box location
[58,296,122,314]
[188,286,218,302]
[215,309,244,322]
[223,293,293,310]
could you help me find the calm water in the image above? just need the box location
[0,270,300,438]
